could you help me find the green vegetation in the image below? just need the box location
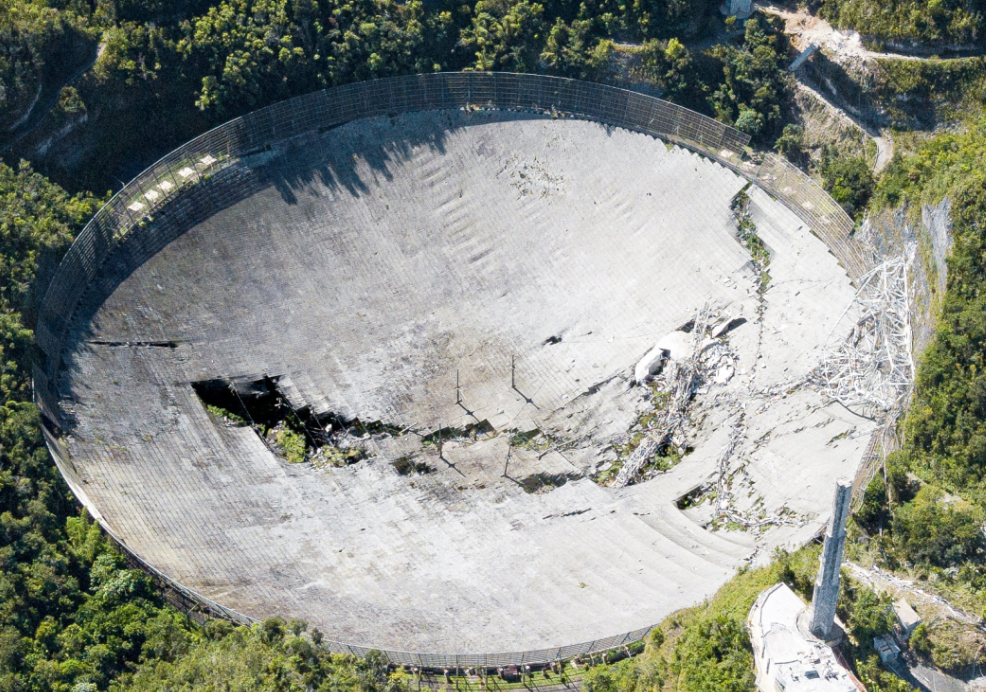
[185,0,458,115]
[634,16,793,140]
[844,103,986,676]
[774,123,805,161]
[872,123,986,499]
[436,659,614,692]
[274,426,308,464]
[732,187,771,289]
[891,486,985,567]
[0,159,182,691]
[875,113,986,210]
[874,57,986,124]
[818,0,986,48]
[819,145,875,219]
[316,444,367,467]
[508,428,564,453]
[205,403,246,426]
[0,156,396,691]
[2,0,800,193]
[577,545,914,691]
[7,0,986,688]
[597,386,685,486]
[579,547,814,692]
[117,620,407,691]
[909,618,986,671]
[0,0,97,133]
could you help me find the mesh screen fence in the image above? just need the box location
[34,71,868,668]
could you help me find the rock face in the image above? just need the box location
[50,109,869,658]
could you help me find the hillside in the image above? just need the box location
[2,0,986,690]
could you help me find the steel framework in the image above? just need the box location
[816,252,915,412]
[614,306,711,488]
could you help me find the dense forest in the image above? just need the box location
[3,0,986,689]
[0,0,797,191]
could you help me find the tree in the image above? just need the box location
[774,124,804,160]
[820,146,875,218]
[670,614,755,692]
[461,0,545,72]
[541,18,612,79]
[891,486,985,567]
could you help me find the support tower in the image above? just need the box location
[808,479,852,641]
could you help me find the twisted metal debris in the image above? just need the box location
[816,251,915,411]
[613,306,712,488]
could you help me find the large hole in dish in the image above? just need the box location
[192,376,398,466]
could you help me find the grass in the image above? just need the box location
[508,429,559,452]
[420,668,584,692]
[594,546,821,690]
[315,444,366,467]
[732,189,771,292]
[414,644,648,692]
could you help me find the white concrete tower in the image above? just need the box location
[808,479,852,641]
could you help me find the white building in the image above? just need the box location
[893,599,921,638]
[748,583,864,692]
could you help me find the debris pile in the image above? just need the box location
[613,306,712,488]
[815,252,914,412]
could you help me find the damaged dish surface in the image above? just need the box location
[52,109,869,655]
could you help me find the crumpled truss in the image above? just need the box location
[613,305,712,488]
[814,251,915,412]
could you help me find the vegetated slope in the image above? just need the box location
[0,1,982,691]
[845,117,986,678]
[817,0,986,50]
[6,0,796,191]
[580,546,913,692]
[0,1,97,135]
[858,117,986,554]
[0,162,188,690]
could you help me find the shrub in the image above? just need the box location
[820,146,875,218]
[275,427,307,464]
[670,614,755,692]
[774,124,805,161]
[891,485,985,568]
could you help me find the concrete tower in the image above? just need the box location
[808,479,852,641]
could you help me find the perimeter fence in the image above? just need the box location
[34,71,868,669]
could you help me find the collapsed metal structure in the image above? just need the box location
[613,306,712,488]
[34,72,875,667]
[817,251,915,413]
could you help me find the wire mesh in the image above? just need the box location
[748,154,869,281]
[34,71,865,668]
